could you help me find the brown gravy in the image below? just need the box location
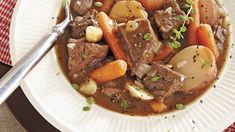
[55,0,230,116]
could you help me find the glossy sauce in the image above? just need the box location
[55,0,230,116]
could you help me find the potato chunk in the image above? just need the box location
[169,45,217,94]
[109,1,148,22]
[86,26,103,42]
[125,82,154,101]
[199,0,219,26]
[79,78,97,95]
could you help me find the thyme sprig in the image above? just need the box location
[168,0,195,48]
[198,55,209,69]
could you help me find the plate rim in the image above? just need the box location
[9,0,70,131]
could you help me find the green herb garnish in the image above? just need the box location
[94,2,103,7]
[83,106,90,111]
[176,104,185,110]
[80,52,87,60]
[168,0,195,48]
[62,0,66,7]
[82,97,95,111]
[208,31,213,37]
[143,33,152,41]
[191,9,196,14]
[82,96,95,111]
[87,97,95,105]
[201,59,209,69]
[72,83,79,90]
[178,15,187,21]
[198,55,209,69]
[151,76,161,82]
[120,99,128,110]
[135,87,141,91]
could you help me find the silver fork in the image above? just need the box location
[0,0,73,104]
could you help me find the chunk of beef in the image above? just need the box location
[100,77,126,89]
[214,24,227,52]
[67,38,109,83]
[118,19,162,78]
[70,10,98,39]
[132,64,153,79]
[101,88,125,102]
[149,17,161,38]
[73,0,93,15]
[211,3,228,53]
[143,62,186,102]
[101,88,123,97]
[154,0,187,39]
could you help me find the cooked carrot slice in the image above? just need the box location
[187,0,200,45]
[196,24,219,59]
[97,12,127,61]
[89,60,127,83]
[154,45,173,61]
[138,0,163,11]
[150,101,167,113]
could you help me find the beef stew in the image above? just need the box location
[55,0,230,116]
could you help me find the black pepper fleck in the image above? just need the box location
[192,120,196,124]
[200,100,203,103]
[193,55,197,62]
[213,85,216,88]
[164,116,167,119]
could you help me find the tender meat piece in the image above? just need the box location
[132,64,152,79]
[73,0,93,15]
[214,24,227,52]
[101,88,123,97]
[118,19,162,78]
[212,5,227,53]
[143,62,186,102]
[67,38,109,83]
[154,0,187,39]
[149,17,161,38]
[100,77,126,89]
[101,88,125,102]
[70,10,98,39]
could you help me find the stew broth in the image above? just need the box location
[55,0,230,116]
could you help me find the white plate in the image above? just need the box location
[9,0,235,131]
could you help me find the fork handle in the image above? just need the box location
[0,32,59,104]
